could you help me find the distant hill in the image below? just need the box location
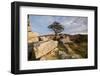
[39,33,87,42]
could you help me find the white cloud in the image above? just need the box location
[30,15,88,35]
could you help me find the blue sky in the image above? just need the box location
[29,15,88,35]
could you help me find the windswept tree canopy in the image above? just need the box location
[48,21,64,35]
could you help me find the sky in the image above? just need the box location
[29,15,88,35]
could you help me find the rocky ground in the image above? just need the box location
[28,32,88,61]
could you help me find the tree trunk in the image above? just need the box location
[54,32,58,40]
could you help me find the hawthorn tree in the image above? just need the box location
[48,21,64,39]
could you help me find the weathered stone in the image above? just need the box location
[60,36,72,44]
[71,54,82,59]
[33,40,58,58]
[28,26,31,32]
[28,32,39,38]
[28,32,39,43]
[28,37,39,43]
[40,36,49,41]
[58,51,71,59]
[40,48,59,60]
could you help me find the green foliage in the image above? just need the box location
[48,21,64,35]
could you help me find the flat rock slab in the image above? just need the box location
[33,40,58,58]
